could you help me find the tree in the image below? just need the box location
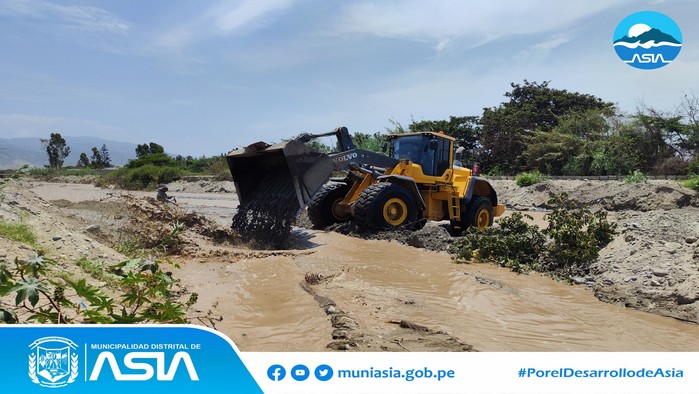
[41,133,71,169]
[480,81,615,174]
[520,131,584,175]
[136,142,165,158]
[86,144,112,169]
[90,147,104,168]
[352,132,385,153]
[99,144,112,168]
[520,110,611,175]
[77,153,90,167]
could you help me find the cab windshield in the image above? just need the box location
[391,134,451,176]
[392,135,429,163]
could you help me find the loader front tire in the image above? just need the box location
[307,183,352,229]
[355,183,417,230]
[463,196,494,229]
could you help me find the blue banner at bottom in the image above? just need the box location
[0,325,262,393]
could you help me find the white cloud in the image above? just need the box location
[337,0,632,45]
[155,0,295,51]
[513,36,571,62]
[0,0,129,33]
[212,0,294,33]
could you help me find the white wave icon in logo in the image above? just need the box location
[613,11,682,70]
[28,337,79,388]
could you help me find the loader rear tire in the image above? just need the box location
[355,183,417,230]
[463,196,494,229]
[307,183,352,229]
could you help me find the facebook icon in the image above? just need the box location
[267,364,286,381]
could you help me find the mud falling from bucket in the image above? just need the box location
[231,175,299,249]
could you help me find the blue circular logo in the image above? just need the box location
[613,11,682,69]
[267,364,286,381]
[291,364,310,381]
[314,364,334,381]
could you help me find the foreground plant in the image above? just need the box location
[0,255,197,324]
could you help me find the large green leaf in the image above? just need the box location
[110,307,144,324]
[65,278,113,307]
[19,255,54,278]
[0,308,18,323]
[12,278,46,307]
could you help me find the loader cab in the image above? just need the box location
[389,132,453,177]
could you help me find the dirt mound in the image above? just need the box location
[165,179,235,194]
[590,208,699,323]
[47,192,243,262]
[123,196,240,255]
[296,212,454,253]
[491,179,698,211]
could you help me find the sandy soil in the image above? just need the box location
[1,177,698,352]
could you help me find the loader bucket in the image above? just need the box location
[226,139,333,248]
[227,139,333,210]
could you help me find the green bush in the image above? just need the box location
[515,171,546,187]
[688,159,699,176]
[0,255,196,324]
[125,152,177,169]
[450,193,616,279]
[0,220,37,246]
[99,164,183,190]
[207,157,232,180]
[624,170,647,183]
[450,212,545,273]
[681,175,699,192]
[540,194,616,278]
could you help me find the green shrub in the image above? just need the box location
[450,212,546,273]
[540,193,616,278]
[0,255,196,324]
[624,170,647,183]
[681,175,699,192]
[450,193,616,279]
[125,152,177,169]
[98,164,183,190]
[515,170,546,187]
[0,220,37,246]
[688,159,699,176]
[207,156,232,180]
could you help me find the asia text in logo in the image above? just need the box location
[28,337,79,388]
[613,11,682,70]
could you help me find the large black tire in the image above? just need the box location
[307,183,352,228]
[354,183,418,229]
[463,196,494,229]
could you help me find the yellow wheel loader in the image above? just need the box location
[226,127,504,243]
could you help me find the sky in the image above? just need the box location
[1,0,698,157]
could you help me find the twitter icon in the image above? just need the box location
[314,364,334,381]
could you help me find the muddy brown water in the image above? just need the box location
[32,183,699,351]
[195,230,699,352]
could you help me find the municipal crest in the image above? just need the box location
[28,337,79,388]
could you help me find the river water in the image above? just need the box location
[208,230,699,352]
[32,182,699,352]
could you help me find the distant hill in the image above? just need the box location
[614,28,681,45]
[0,136,138,169]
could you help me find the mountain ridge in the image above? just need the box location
[614,27,681,45]
[0,136,138,169]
